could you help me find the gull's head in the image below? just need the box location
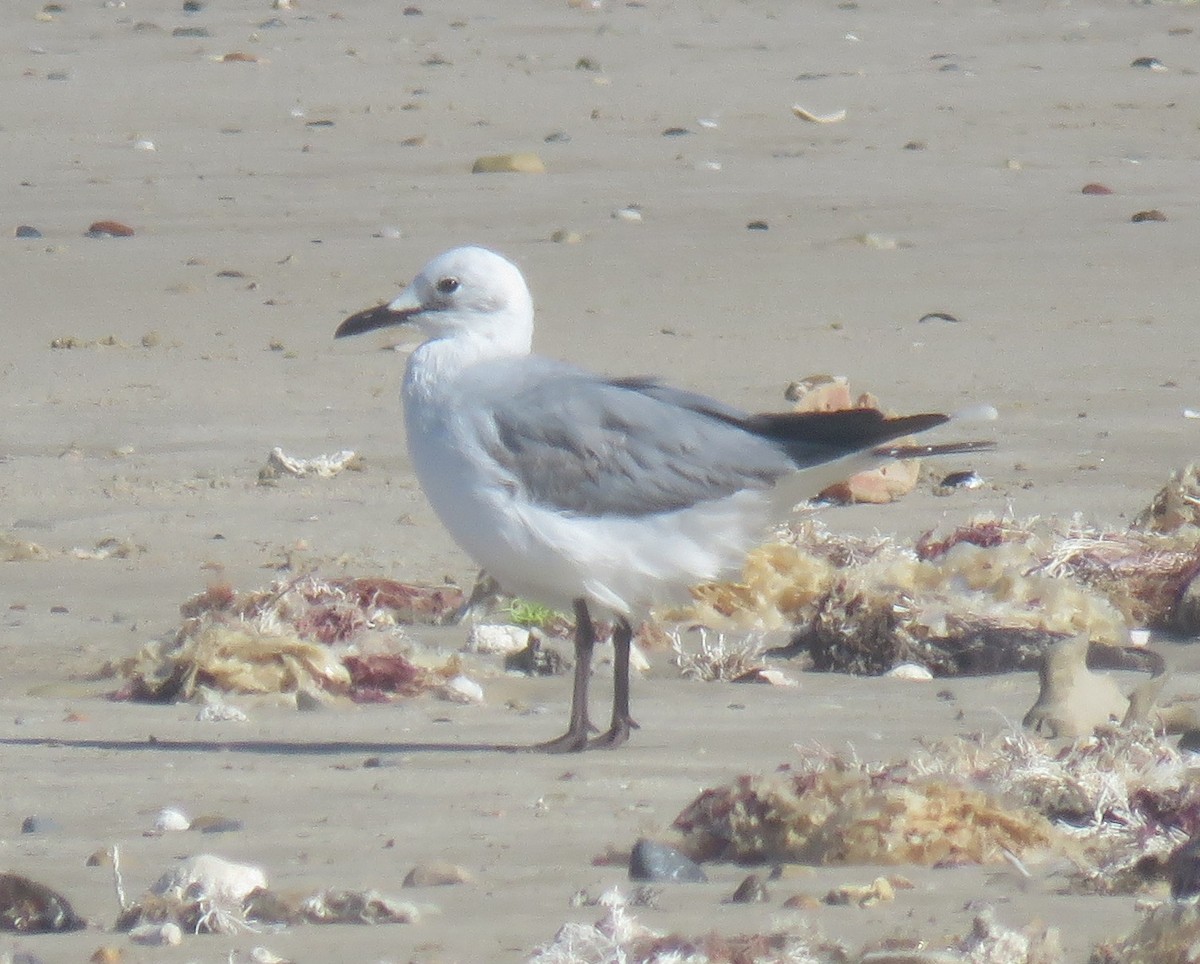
[335,246,533,354]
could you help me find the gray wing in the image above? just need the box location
[465,361,792,517]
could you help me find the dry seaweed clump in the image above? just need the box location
[682,511,1200,677]
[1091,902,1200,964]
[670,728,1200,890]
[527,887,849,964]
[527,888,1061,964]
[673,764,1057,867]
[109,574,465,703]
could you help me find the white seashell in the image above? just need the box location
[133,139,156,151]
[756,668,798,686]
[376,225,402,240]
[151,854,268,902]
[1129,629,1151,647]
[129,922,183,946]
[465,624,530,655]
[154,807,191,832]
[791,104,848,124]
[697,117,719,129]
[885,662,934,681]
[440,674,484,704]
[1183,409,1200,419]
[613,206,643,222]
[197,702,248,722]
[697,160,722,171]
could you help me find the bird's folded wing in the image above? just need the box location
[468,364,791,518]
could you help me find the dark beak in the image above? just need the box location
[334,303,418,339]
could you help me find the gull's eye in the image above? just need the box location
[435,276,460,295]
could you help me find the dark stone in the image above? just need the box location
[629,838,707,883]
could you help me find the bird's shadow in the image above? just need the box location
[0,736,523,756]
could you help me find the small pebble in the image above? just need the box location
[1080,182,1113,195]
[21,815,60,834]
[728,874,769,903]
[662,126,691,137]
[471,152,546,174]
[192,815,245,834]
[85,220,134,238]
[171,26,209,37]
[629,838,707,883]
[902,140,927,150]
[1131,209,1167,222]
[182,0,204,11]
[746,220,769,231]
[14,225,42,239]
[543,130,571,143]
[1130,56,1166,71]
[550,229,583,244]
[575,57,601,71]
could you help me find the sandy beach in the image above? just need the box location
[3,0,1200,960]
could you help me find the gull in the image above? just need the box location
[335,246,992,752]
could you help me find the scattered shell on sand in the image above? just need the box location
[884,662,934,681]
[258,447,362,481]
[439,674,484,704]
[1130,56,1167,71]
[1131,208,1167,222]
[1081,182,1113,195]
[471,152,545,174]
[154,808,191,833]
[402,861,474,887]
[613,205,643,222]
[791,104,848,124]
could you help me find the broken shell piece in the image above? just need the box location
[439,674,484,704]
[613,206,643,222]
[791,104,848,124]
[470,153,546,174]
[884,662,934,681]
[824,876,895,907]
[258,447,361,481]
[402,861,474,887]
